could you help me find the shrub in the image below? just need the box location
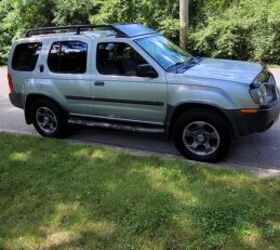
[189,0,280,64]
[0,0,279,65]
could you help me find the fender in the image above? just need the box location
[165,83,239,140]
[24,93,68,124]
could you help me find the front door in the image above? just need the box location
[92,40,167,124]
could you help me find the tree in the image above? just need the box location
[0,0,280,65]
[179,0,189,49]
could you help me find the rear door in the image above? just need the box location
[92,39,167,124]
[38,38,93,115]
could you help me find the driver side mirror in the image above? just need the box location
[136,64,158,78]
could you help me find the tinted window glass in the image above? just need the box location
[96,42,147,76]
[48,41,87,74]
[12,42,42,71]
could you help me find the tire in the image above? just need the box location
[173,108,232,163]
[31,99,68,138]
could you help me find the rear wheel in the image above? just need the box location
[32,99,68,138]
[173,108,232,162]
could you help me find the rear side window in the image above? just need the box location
[48,41,88,74]
[12,42,42,71]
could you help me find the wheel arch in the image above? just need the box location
[24,93,68,124]
[166,102,234,140]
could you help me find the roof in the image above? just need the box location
[25,24,157,39]
[113,24,156,38]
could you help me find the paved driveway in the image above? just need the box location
[1,66,280,174]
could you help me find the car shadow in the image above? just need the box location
[68,124,280,171]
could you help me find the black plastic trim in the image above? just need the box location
[65,96,92,101]
[224,102,280,136]
[65,96,164,106]
[26,24,128,38]
[9,93,24,109]
[25,24,157,38]
[70,114,164,128]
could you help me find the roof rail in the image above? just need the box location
[25,24,128,38]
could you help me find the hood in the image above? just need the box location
[184,58,264,84]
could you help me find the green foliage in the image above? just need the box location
[53,0,96,25]
[0,0,280,65]
[0,0,55,64]
[190,0,280,64]
[90,0,180,39]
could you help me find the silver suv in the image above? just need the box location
[8,24,280,162]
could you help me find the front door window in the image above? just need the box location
[96,42,148,76]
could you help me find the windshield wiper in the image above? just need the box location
[169,62,185,69]
[167,61,188,72]
[167,57,195,71]
[167,57,203,73]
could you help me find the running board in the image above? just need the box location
[68,117,165,134]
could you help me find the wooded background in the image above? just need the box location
[0,0,279,65]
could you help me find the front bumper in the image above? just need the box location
[225,101,280,136]
[9,92,24,109]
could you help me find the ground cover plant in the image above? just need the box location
[0,133,279,249]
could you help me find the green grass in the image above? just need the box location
[0,133,279,250]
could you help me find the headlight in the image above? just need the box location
[250,83,268,106]
[250,70,278,106]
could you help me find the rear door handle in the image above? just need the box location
[39,64,44,73]
[95,81,105,86]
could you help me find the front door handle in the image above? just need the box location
[95,81,105,86]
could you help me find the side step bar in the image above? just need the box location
[68,117,165,134]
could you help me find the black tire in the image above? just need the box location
[173,108,232,163]
[32,98,68,138]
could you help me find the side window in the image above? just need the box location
[48,41,88,74]
[96,42,148,76]
[12,42,42,71]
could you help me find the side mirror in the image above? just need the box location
[136,64,158,78]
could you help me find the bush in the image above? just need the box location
[251,0,280,64]
[53,0,96,25]
[189,0,280,64]
[90,0,180,39]
[0,0,279,65]
[0,0,55,65]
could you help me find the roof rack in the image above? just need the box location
[25,24,128,38]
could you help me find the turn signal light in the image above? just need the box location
[240,108,258,114]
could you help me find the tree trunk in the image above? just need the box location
[180,0,189,50]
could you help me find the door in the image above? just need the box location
[38,38,93,115]
[92,40,167,124]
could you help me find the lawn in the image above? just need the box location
[0,133,279,250]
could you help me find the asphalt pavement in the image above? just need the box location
[1,66,280,176]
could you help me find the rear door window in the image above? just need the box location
[48,41,88,74]
[12,42,42,71]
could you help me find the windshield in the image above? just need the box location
[135,35,193,71]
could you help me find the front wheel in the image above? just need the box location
[173,109,232,163]
[32,99,68,138]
